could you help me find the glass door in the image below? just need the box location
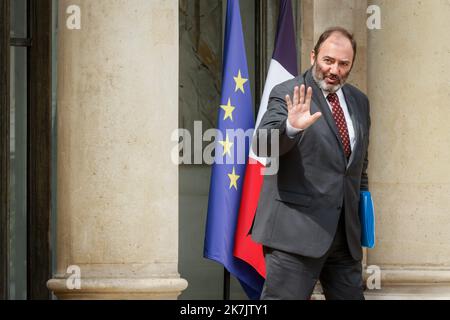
[0,0,10,301]
[177,0,301,299]
[9,0,28,300]
[0,0,53,300]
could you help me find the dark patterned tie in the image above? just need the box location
[327,93,351,158]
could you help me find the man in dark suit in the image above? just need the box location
[251,26,370,300]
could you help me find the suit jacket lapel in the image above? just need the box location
[342,85,362,169]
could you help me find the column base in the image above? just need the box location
[312,268,450,300]
[312,285,450,300]
[47,277,188,300]
[365,285,450,300]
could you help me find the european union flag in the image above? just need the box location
[203,0,264,300]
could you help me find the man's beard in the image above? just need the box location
[312,61,349,93]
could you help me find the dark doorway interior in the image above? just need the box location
[0,0,52,300]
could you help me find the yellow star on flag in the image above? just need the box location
[233,69,248,93]
[228,166,240,190]
[220,98,235,121]
[218,134,234,157]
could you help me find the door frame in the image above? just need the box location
[0,0,52,300]
[0,0,11,301]
[26,0,52,300]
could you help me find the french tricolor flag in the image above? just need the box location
[233,0,298,280]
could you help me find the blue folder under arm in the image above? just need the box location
[359,191,375,248]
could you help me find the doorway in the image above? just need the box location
[178,0,301,299]
[0,0,53,300]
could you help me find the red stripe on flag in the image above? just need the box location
[233,158,266,278]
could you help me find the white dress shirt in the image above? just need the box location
[286,88,356,151]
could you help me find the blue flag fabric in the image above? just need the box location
[203,0,264,300]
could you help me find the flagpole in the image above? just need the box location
[223,268,230,300]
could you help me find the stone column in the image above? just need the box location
[47,0,187,299]
[366,0,450,299]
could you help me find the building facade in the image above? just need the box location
[1,0,450,299]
